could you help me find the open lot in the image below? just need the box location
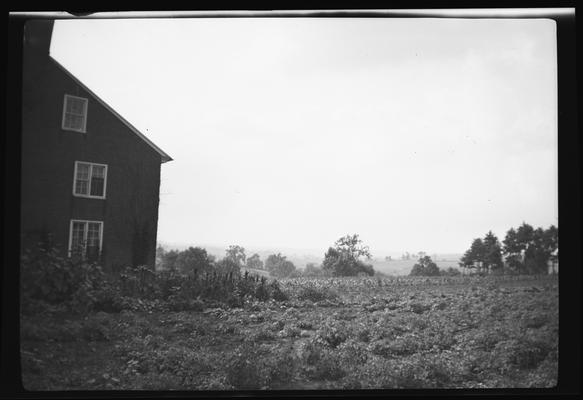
[21,275,558,390]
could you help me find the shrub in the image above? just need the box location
[21,244,290,314]
[20,246,111,314]
[490,339,551,372]
[409,256,441,276]
[267,280,288,301]
[296,285,338,303]
[441,267,462,277]
[225,343,297,389]
[315,322,348,348]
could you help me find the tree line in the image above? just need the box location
[156,234,378,279]
[459,223,558,275]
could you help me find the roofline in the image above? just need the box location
[49,56,173,163]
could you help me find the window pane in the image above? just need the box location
[92,165,105,178]
[71,114,85,130]
[90,177,104,196]
[64,114,85,131]
[63,96,87,132]
[76,163,90,180]
[86,223,101,261]
[65,97,74,113]
[75,179,88,195]
[87,223,101,246]
[71,222,86,255]
[67,97,85,115]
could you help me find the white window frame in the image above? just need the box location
[62,94,88,133]
[68,219,104,259]
[72,161,108,199]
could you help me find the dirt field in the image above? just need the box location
[21,275,558,390]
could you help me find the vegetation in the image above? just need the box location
[322,234,375,277]
[265,253,298,278]
[409,256,441,277]
[21,245,288,316]
[21,272,558,390]
[246,253,264,270]
[21,226,558,390]
[460,224,558,275]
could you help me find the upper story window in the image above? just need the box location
[73,161,107,199]
[62,94,88,133]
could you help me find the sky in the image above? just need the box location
[50,16,558,256]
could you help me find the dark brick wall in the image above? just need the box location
[21,20,163,271]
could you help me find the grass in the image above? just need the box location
[21,275,558,390]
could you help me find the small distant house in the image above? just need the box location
[20,20,172,272]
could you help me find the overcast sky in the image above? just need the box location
[50,17,557,255]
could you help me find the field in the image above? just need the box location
[368,258,462,276]
[21,275,558,390]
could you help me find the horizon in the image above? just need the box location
[155,238,501,260]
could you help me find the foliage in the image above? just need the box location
[502,223,558,274]
[460,238,486,269]
[21,244,290,317]
[303,263,329,277]
[20,246,112,314]
[21,275,557,390]
[441,267,462,277]
[246,253,264,270]
[225,342,297,389]
[409,256,440,276]
[322,235,375,277]
[265,253,297,278]
[295,284,339,303]
[157,248,180,271]
[173,247,215,276]
[483,231,504,271]
[225,245,246,267]
[460,224,557,275]
[215,257,241,275]
[333,234,372,261]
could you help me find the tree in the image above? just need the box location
[321,234,375,277]
[483,231,503,271]
[525,226,557,274]
[334,234,371,261]
[304,262,326,277]
[543,225,558,256]
[502,227,523,273]
[246,253,264,270]
[459,238,486,271]
[265,253,296,278]
[160,249,180,271]
[225,245,246,267]
[516,223,534,251]
[503,223,558,274]
[174,247,215,276]
[409,256,440,276]
[215,257,241,275]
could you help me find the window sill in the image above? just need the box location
[62,127,87,134]
[72,194,106,200]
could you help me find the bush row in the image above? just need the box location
[20,246,288,315]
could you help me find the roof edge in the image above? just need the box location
[49,56,173,163]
